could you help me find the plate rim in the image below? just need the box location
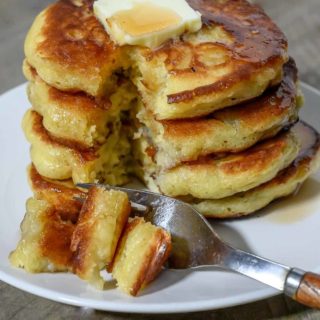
[0,268,278,313]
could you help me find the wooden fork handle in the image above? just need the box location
[285,268,320,309]
[295,272,320,308]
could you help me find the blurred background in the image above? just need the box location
[0,0,320,94]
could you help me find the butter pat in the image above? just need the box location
[93,0,202,48]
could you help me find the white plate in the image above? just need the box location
[0,83,320,314]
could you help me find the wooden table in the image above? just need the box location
[1,0,319,318]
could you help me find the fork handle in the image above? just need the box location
[220,246,320,309]
[285,269,320,309]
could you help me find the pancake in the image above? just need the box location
[24,61,136,147]
[191,122,320,218]
[28,164,85,223]
[71,186,131,289]
[136,59,301,168]
[9,198,75,273]
[24,0,123,97]
[109,217,171,296]
[23,109,130,184]
[18,0,319,228]
[131,0,288,119]
[135,126,300,199]
[25,0,287,117]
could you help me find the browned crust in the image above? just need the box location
[220,137,287,175]
[130,226,171,296]
[29,110,99,159]
[39,206,75,268]
[28,164,85,223]
[179,129,290,174]
[29,0,286,104]
[71,187,131,276]
[167,62,268,104]
[152,0,288,103]
[37,0,119,74]
[138,228,172,287]
[161,58,297,141]
[48,83,111,112]
[202,121,320,219]
[268,122,320,186]
[25,62,112,112]
[71,187,100,275]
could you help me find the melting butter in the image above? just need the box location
[94,0,202,48]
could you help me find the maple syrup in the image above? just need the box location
[110,3,182,36]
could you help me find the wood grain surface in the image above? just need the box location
[1,0,320,319]
[295,273,320,309]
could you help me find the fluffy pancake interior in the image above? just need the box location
[129,0,288,120]
[71,187,131,289]
[24,60,137,148]
[110,217,171,296]
[23,109,132,184]
[134,58,301,168]
[134,125,301,199]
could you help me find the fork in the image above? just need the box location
[78,183,320,309]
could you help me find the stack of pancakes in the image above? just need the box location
[22,0,320,219]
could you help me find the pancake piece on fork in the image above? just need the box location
[109,217,171,296]
[9,198,75,273]
[28,164,85,223]
[71,186,131,289]
[26,167,172,293]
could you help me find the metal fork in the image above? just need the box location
[78,183,320,309]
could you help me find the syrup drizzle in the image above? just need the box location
[110,3,182,36]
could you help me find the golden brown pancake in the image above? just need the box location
[23,109,130,184]
[18,0,319,231]
[25,0,287,117]
[132,0,288,119]
[24,0,122,97]
[9,198,75,273]
[24,61,136,148]
[109,217,171,296]
[28,164,84,223]
[135,125,300,199]
[136,58,301,168]
[71,186,131,289]
[191,122,320,218]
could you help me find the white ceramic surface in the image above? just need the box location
[0,83,319,314]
